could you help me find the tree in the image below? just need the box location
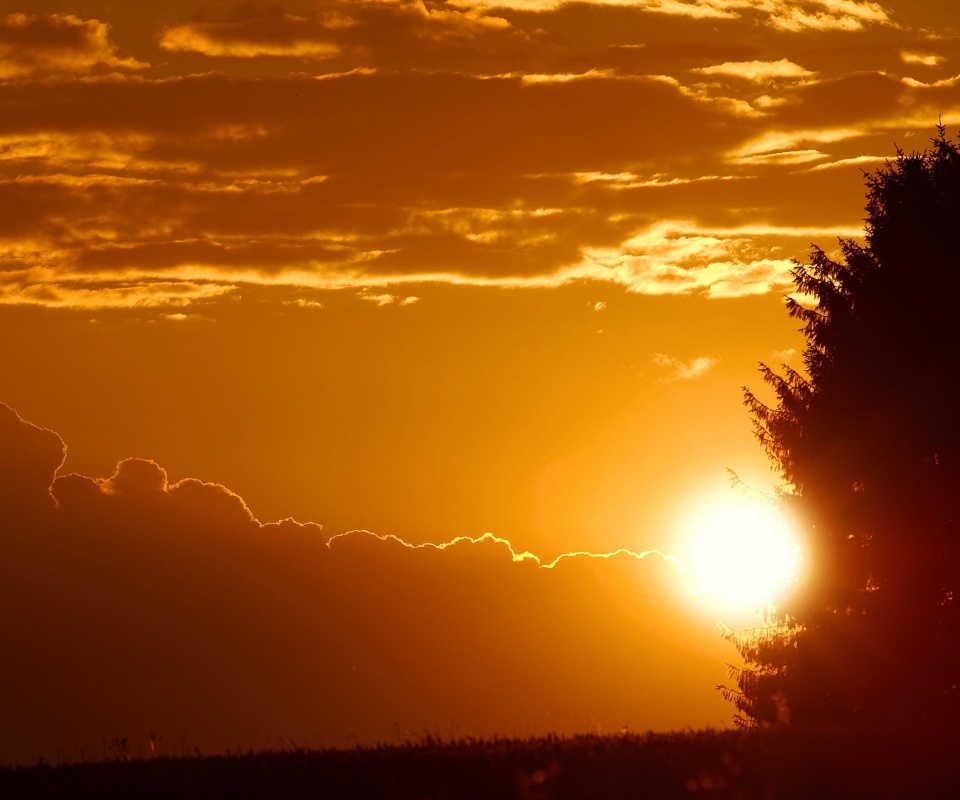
[724,125,960,726]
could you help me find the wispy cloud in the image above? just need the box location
[447,0,893,31]
[652,353,720,380]
[160,0,518,65]
[900,51,943,67]
[358,290,420,306]
[0,278,237,309]
[691,59,815,81]
[286,298,326,309]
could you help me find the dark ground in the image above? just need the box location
[2,726,957,799]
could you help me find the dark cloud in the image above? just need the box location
[768,70,911,127]
[102,457,169,495]
[0,70,758,293]
[0,13,145,80]
[0,71,747,175]
[159,0,536,73]
[0,403,64,523]
[0,404,730,764]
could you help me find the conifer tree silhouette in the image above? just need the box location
[724,124,960,726]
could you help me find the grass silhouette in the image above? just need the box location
[2,725,957,799]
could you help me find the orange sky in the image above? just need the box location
[2,0,959,764]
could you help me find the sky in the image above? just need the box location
[1,0,960,764]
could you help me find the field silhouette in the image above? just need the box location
[3,726,957,799]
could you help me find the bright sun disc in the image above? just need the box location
[691,502,802,606]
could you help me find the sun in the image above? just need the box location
[687,499,803,608]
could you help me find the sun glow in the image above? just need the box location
[686,498,803,609]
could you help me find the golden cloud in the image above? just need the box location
[0,13,146,80]
[160,13,341,59]
[763,0,891,31]
[802,155,887,171]
[900,51,943,67]
[734,149,828,165]
[1,63,952,306]
[652,352,720,380]
[0,278,238,310]
[357,289,420,305]
[447,0,892,31]
[285,297,326,309]
[569,221,800,297]
[728,126,867,163]
[160,0,516,63]
[691,59,814,81]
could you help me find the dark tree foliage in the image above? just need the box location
[724,125,960,727]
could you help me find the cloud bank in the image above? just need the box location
[0,403,731,764]
[0,4,956,310]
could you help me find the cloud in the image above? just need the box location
[728,127,866,163]
[572,171,744,189]
[358,290,420,306]
[359,291,393,305]
[801,154,887,172]
[446,0,893,31]
[735,149,828,165]
[571,222,797,297]
[653,353,720,380]
[0,278,238,310]
[159,5,343,59]
[0,61,746,176]
[101,457,170,495]
[0,403,65,521]
[285,297,326,309]
[758,0,890,31]
[900,51,943,67]
[162,311,205,321]
[1,45,952,305]
[772,347,798,362]
[691,59,815,81]
[0,13,146,80]
[0,69,765,301]
[519,68,621,84]
[0,404,731,764]
[159,0,520,67]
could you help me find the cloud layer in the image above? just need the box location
[0,403,731,764]
[0,3,957,309]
